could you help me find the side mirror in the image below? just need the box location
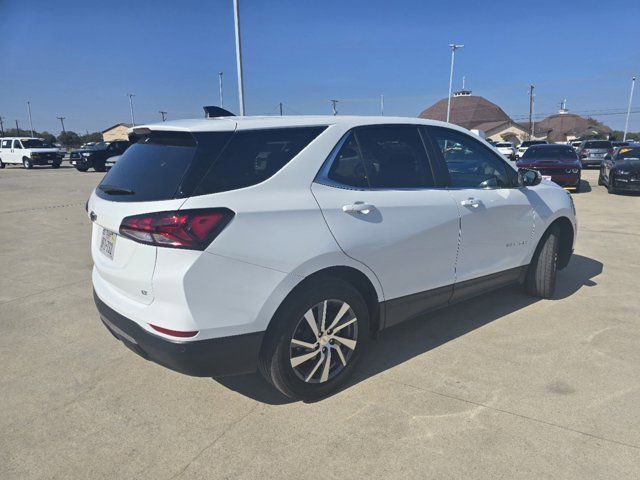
[518,168,542,187]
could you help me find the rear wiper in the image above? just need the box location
[98,184,135,195]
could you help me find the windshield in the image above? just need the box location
[521,141,546,147]
[496,143,512,147]
[22,139,53,149]
[584,141,611,149]
[90,142,109,150]
[616,147,640,160]
[522,147,578,160]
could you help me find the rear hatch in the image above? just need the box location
[582,140,611,158]
[89,128,234,304]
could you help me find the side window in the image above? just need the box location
[327,134,369,188]
[13,140,22,149]
[194,127,326,195]
[355,125,434,189]
[1,140,11,149]
[428,127,513,189]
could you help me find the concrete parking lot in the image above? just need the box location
[1,165,638,479]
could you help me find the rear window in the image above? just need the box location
[496,143,512,147]
[521,141,547,147]
[522,146,577,160]
[96,127,325,202]
[584,141,611,149]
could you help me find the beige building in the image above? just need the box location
[102,123,132,142]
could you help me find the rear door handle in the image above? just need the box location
[460,197,480,208]
[342,202,374,215]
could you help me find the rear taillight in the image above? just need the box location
[119,208,234,250]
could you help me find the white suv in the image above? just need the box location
[0,137,63,169]
[495,142,516,160]
[89,116,576,400]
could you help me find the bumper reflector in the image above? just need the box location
[149,324,198,338]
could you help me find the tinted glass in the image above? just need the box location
[96,131,199,202]
[354,125,434,188]
[496,143,513,147]
[429,126,513,189]
[616,147,640,160]
[522,146,578,160]
[1,140,11,148]
[22,139,52,148]
[521,141,546,147]
[327,134,369,188]
[193,127,326,195]
[13,140,22,149]
[584,141,611,149]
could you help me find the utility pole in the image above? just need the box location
[15,120,21,136]
[159,111,167,122]
[0,116,4,136]
[57,116,66,133]
[233,0,246,115]
[330,99,338,116]
[623,76,636,142]
[219,71,224,107]
[127,93,136,126]
[380,94,384,116]
[446,43,464,123]
[528,85,535,139]
[27,101,34,137]
[279,102,283,116]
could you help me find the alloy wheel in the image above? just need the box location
[289,299,358,384]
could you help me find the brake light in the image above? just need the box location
[119,208,234,250]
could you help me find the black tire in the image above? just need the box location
[23,157,33,169]
[51,162,61,169]
[93,160,106,172]
[0,158,5,169]
[259,276,370,401]
[75,164,89,172]
[525,226,559,299]
[607,174,616,194]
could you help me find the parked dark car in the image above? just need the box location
[517,144,581,191]
[70,141,130,172]
[598,146,640,194]
[578,140,613,168]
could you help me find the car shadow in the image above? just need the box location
[575,178,591,193]
[214,254,603,405]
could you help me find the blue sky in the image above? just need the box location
[1,0,638,134]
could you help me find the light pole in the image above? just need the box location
[330,99,338,116]
[623,76,636,142]
[219,71,224,107]
[446,43,464,123]
[0,116,4,136]
[233,0,245,115]
[380,94,384,116]
[127,93,136,126]
[57,116,66,133]
[159,111,167,122]
[27,101,34,137]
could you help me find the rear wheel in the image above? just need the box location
[94,160,106,172]
[0,158,5,169]
[259,277,369,401]
[525,226,559,299]
[23,157,33,169]
[51,162,61,169]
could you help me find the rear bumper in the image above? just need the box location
[581,158,603,167]
[94,290,265,377]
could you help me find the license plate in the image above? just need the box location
[100,228,117,260]
[592,153,604,157]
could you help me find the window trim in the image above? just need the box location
[424,125,519,190]
[314,124,439,191]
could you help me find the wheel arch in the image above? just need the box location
[262,265,383,347]
[543,216,574,270]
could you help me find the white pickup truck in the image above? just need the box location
[0,137,64,169]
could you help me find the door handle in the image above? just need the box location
[460,197,480,208]
[342,202,374,215]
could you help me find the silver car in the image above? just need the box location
[578,140,612,168]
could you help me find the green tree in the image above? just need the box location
[79,131,103,144]
[58,131,81,147]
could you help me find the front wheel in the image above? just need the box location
[607,175,616,194]
[23,158,33,169]
[525,226,559,299]
[51,162,61,169]
[259,277,369,401]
